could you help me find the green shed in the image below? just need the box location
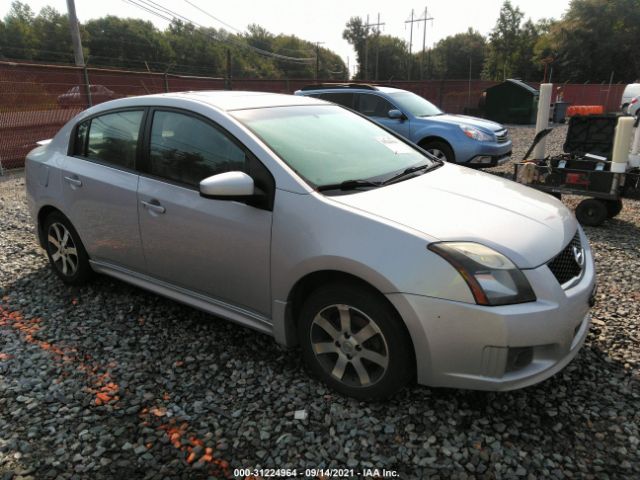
[484,79,539,125]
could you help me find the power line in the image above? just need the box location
[182,0,243,34]
[125,0,175,23]
[123,0,314,63]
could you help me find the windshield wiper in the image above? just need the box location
[382,162,440,185]
[316,179,383,192]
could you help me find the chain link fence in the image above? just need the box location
[1,60,627,175]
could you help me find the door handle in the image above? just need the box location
[64,176,82,187]
[141,200,166,214]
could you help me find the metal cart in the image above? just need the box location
[514,115,640,226]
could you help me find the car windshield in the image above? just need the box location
[388,92,442,117]
[232,105,434,188]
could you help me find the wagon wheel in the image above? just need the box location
[575,198,608,226]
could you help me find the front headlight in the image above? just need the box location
[428,242,536,306]
[459,125,494,142]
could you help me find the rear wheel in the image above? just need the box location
[421,140,455,163]
[43,212,92,285]
[575,198,608,226]
[298,283,414,400]
[604,199,623,218]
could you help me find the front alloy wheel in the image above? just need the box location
[310,304,389,388]
[299,283,414,400]
[421,139,454,163]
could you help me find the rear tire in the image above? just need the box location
[575,198,608,226]
[43,211,93,285]
[298,283,414,400]
[421,140,455,163]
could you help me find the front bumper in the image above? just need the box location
[468,151,512,167]
[387,234,596,391]
[456,138,513,166]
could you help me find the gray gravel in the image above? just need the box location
[1,126,639,479]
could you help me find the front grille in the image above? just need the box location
[547,232,583,286]
[496,129,509,143]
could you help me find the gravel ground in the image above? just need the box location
[1,125,639,480]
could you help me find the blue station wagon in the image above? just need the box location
[295,84,512,167]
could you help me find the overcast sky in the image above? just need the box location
[2,0,571,74]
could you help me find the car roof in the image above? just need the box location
[297,84,406,95]
[121,90,326,111]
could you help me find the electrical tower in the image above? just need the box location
[405,7,434,80]
[364,14,385,81]
[315,41,325,81]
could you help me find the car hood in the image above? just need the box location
[329,164,577,269]
[424,114,504,132]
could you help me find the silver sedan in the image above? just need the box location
[25,91,596,399]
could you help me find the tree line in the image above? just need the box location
[344,0,640,83]
[0,1,347,79]
[1,0,638,83]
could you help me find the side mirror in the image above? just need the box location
[388,109,405,120]
[199,171,254,198]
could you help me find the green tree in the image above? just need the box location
[32,6,74,63]
[509,19,544,81]
[343,17,408,80]
[427,28,486,80]
[165,20,226,75]
[342,16,370,79]
[84,16,173,70]
[1,1,36,60]
[482,0,524,80]
[371,35,409,81]
[482,1,552,81]
[547,0,640,82]
[0,4,346,79]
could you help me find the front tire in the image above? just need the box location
[43,212,93,285]
[298,283,414,400]
[421,140,455,163]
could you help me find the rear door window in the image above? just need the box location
[74,110,144,169]
[318,92,356,109]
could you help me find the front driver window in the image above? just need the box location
[357,94,395,118]
[148,111,247,187]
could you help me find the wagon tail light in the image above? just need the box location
[428,242,536,306]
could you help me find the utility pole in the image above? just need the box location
[66,0,84,66]
[226,49,232,90]
[420,6,434,80]
[364,14,385,81]
[364,14,369,80]
[364,14,384,80]
[66,0,91,107]
[405,9,415,80]
[406,7,433,81]
[314,42,325,82]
